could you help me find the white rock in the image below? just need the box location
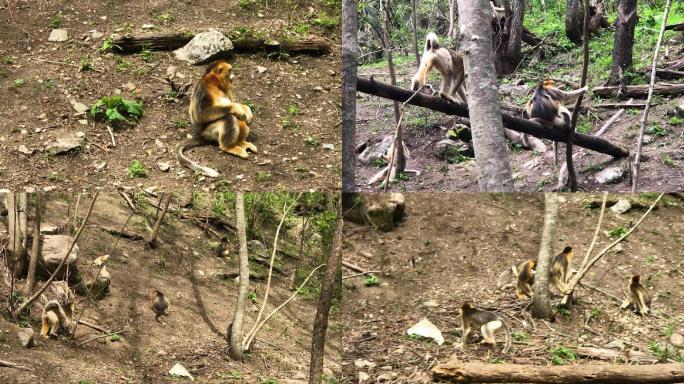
[169,363,193,381]
[17,145,34,155]
[610,199,632,214]
[358,372,370,383]
[174,29,234,65]
[256,66,267,74]
[142,24,156,29]
[158,161,171,172]
[406,318,444,345]
[72,102,89,113]
[43,186,57,192]
[594,166,626,184]
[45,137,84,155]
[48,29,68,42]
[322,143,335,150]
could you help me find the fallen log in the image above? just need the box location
[592,83,684,98]
[665,22,684,31]
[432,360,684,383]
[595,102,651,109]
[651,68,684,79]
[112,32,330,55]
[357,77,628,158]
[575,346,660,364]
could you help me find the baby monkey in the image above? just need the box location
[410,32,467,104]
[620,275,651,315]
[461,302,511,353]
[551,246,574,295]
[177,60,256,178]
[152,290,170,323]
[515,259,537,300]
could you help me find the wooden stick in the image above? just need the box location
[77,319,111,334]
[0,359,30,370]
[117,190,138,213]
[342,260,369,274]
[342,270,383,280]
[145,193,171,248]
[77,329,126,347]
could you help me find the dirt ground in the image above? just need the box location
[354,42,684,192]
[0,1,341,191]
[0,193,341,383]
[341,193,684,383]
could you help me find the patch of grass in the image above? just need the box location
[139,46,154,62]
[590,307,601,319]
[364,275,379,286]
[50,14,63,29]
[554,305,571,318]
[80,57,94,72]
[248,291,258,304]
[607,225,627,238]
[115,57,130,71]
[282,117,299,130]
[287,104,300,116]
[239,0,257,8]
[294,23,310,35]
[668,116,683,126]
[256,172,272,182]
[40,78,56,91]
[90,95,144,124]
[577,118,592,134]
[100,35,118,53]
[175,119,189,129]
[110,334,122,342]
[645,255,656,263]
[660,154,676,167]
[512,331,528,341]
[304,136,320,146]
[13,78,24,87]
[550,345,577,365]
[313,12,339,28]
[648,341,674,362]
[261,379,278,384]
[509,141,524,153]
[648,123,667,137]
[2,56,13,65]
[155,13,175,23]
[127,160,148,178]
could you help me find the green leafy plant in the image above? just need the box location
[256,172,272,182]
[287,104,300,116]
[13,78,24,87]
[364,275,379,286]
[648,123,667,137]
[175,119,189,129]
[50,14,62,29]
[304,136,320,146]
[127,160,148,178]
[313,12,339,28]
[512,331,528,341]
[248,291,258,304]
[80,57,94,72]
[550,346,576,365]
[155,13,175,23]
[110,334,122,342]
[100,35,118,53]
[90,96,143,123]
[139,46,154,62]
[607,225,627,238]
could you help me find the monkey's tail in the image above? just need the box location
[176,139,220,178]
[501,320,512,354]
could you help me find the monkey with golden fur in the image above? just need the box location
[620,275,651,315]
[41,300,74,339]
[460,302,511,353]
[177,60,256,178]
[152,290,170,323]
[515,259,536,300]
[410,32,467,104]
[551,246,574,294]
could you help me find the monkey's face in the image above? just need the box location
[542,79,555,88]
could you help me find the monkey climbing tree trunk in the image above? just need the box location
[608,0,638,85]
[146,193,171,249]
[455,0,514,192]
[309,199,343,384]
[566,0,584,44]
[532,193,558,320]
[411,0,420,67]
[26,192,41,293]
[341,0,358,193]
[382,0,401,123]
[229,192,249,361]
[7,193,28,278]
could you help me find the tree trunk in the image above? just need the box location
[7,193,28,278]
[229,191,249,361]
[448,0,457,40]
[309,198,343,384]
[382,0,401,123]
[26,192,41,293]
[356,77,629,158]
[608,0,637,85]
[432,360,684,383]
[456,0,515,192]
[341,0,358,193]
[593,83,684,97]
[532,193,558,320]
[566,0,584,44]
[145,193,171,249]
[505,0,524,70]
[411,0,420,67]
[494,0,524,75]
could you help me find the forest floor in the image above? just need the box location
[341,193,684,383]
[0,193,341,383]
[0,1,341,191]
[354,12,684,192]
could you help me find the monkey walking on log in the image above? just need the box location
[177,60,256,178]
[410,32,467,104]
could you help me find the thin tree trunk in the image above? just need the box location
[309,198,343,384]
[229,192,249,361]
[608,0,637,85]
[7,193,27,278]
[411,0,420,67]
[455,0,514,192]
[382,0,401,123]
[532,193,558,320]
[145,193,171,248]
[566,0,584,44]
[632,0,672,192]
[341,0,358,193]
[448,0,457,40]
[504,0,524,73]
[26,192,41,293]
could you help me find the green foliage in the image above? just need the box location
[100,35,118,53]
[90,96,144,124]
[139,46,154,62]
[607,225,627,238]
[668,116,683,126]
[127,160,148,178]
[256,172,272,182]
[261,379,278,384]
[248,291,258,304]
[80,57,94,72]
[648,123,667,136]
[50,14,63,29]
[550,345,576,365]
[175,119,189,129]
[660,154,676,167]
[512,331,528,341]
[110,334,122,342]
[648,341,675,362]
[313,12,339,28]
[364,275,379,286]
[155,13,175,23]
[287,104,300,116]
[304,136,320,146]
[13,78,24,87]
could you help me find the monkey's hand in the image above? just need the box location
[231,104,253,123]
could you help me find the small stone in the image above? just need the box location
[313,86,323,92]
[236,174,244,180]
[18,328,36,348]
[610,199,631,214]
[256,66,267,74]
[75,131,85,138]
[166,66,178,77]
[327,69,336,76]
[642,134,653,144]
[142,23,156,29]
[79,119,88,125]
[45,137,84,155]
[17,145,34,155]
[158,161,171,172]
[322,143,335,150]
[43,186,57,192]
[38,112,47,120]
[94,161,107,171]
[90,30,103,39]
[358,372,370,383]
[295,94,302,100]
[123,82,136,91]
[671,333,684,348]
[72,102,89,113]
[594,166,626,184]
[48,29,68,42]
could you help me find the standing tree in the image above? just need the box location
[7,193,28,278]
[493,0,525,75]
[411,0,420,67]
[309,198,342,384]
[566,0,584,44]
[608,0,638,85]
[448,0,457,40]
[341,0,357,193]
[382,0,401,123]
[229,192,249,361]
[532,193,559,320]
[456,0,515,192]
[26,192,41,293]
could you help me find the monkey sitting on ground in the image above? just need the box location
[551,246,574,295]
[515,259,537,300]
[410,32,467,104]
[177,60,256,178]
[460,302,511,353]
[152,290,170,323]
[620,275,651,315]
[215,236,230,258]
[41,300,74,339]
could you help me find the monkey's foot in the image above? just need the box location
[221,145,249,159]
[238,141,258,153]
[439,92,458,103]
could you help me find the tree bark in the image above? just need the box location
[382,0,401,123]
[448,0,457,40]
[309,198,342,384]
[229,192,249,361]
[456,0,514,192]
[532,193,557,319]
[608,0,637,85]
[356,77,629,158]
[432,360,684,383]
[342,0,358,193]
[26,192,41,293]
[7,193,27,278]
[566,0,584,44]
[411,0,420,67]
[145,193,171,249]
[501,0,524,75]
